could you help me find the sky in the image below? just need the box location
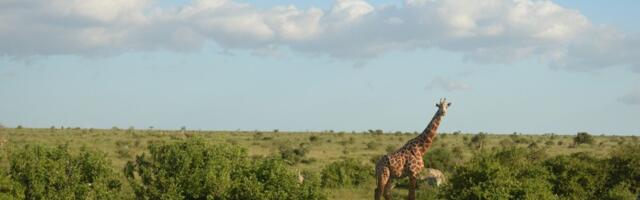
[0,0,639,135]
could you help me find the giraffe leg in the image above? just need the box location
[375,167,390,200]
[384,178,394,200]
[407,176,417,200]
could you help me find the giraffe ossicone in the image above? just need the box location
[374,98,451,200]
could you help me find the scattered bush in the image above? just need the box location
[309,135,320,143]
[124,139,326,200]
[499,138,514,147]
[320,159,371,188]
[442,147,555,200]
[385,145,397,153]
[544,152,608,199]
[608,144,640,194]
[545,140,555,146]
[115,140,132,158]
[8,145,122,199]
[279,144,308,165]
[366,141,381,150]
[604,182,636,200]
[574,132,594,145]
[468,132,487,149]
[367,129,384,135]
[423,147,462,172]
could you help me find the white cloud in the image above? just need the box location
[618,89,640,106]
[0,0,639,71]
[426,77,472,92]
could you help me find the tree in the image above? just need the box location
[574,132,594,145]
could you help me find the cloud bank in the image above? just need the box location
[1,0,639,70]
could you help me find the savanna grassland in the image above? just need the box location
[0,127,638,200]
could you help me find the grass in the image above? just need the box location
[0,127,635,199]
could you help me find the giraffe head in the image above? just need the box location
[435,98,451,114]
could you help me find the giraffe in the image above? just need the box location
[374,98,451,200]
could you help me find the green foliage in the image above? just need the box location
[574,132,594,145]
[309,135,320,143]
[367,129,384,135]
[366,141,380,150]
[469,132,488,149]
[320,159,371,188]
[443,146,640,200]
[544,152,608,199]
[442,147,556,200]
[604,182,637,200]
[423,147,462,172]
[0,165,22,199]
[607,144,640,194]
[124,139,325,200]
[278,143,308,165]
[8,145,121,199]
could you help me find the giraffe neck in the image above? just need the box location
[414,110,445,153]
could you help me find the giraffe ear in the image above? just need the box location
[447,102,452,107]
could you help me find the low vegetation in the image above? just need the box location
[0,128,638,199]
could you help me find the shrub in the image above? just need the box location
[124,138,325,200]
[115,140,132,158]
[0,165,22,199]
[366,141,380,150]
[423,148,462,172]
[545,140,555,146]
[574,132,594,145]
[8,145,121,199]
[604,182,636,200]
[320,159,371,188]
[607,144,640,194]
[309,135,320,143]
[543,152,608,199]
[385,145,396,153]
[469,132,487,149]
[499,138,514,147]
[442,147,556,200]
[279,144,308,165]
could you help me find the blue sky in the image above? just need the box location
[0,0,639,134]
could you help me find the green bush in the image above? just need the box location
[423,147,462,172]
[574,132,594,145]
[442,147,556,200]
[366,141,380,150]
[543,152,608,199]
[278,144,308,165]
[320,158,371,188]
[604,182,636,200]
[124,138,325,200]
[469,133,487,149]
[8,145,121,199]
[607,144,640,194]
[0,165,22,199]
